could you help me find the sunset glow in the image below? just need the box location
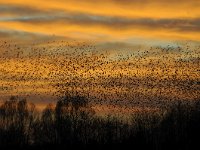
[0,0,199,111]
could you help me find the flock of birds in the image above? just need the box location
[0,40,199,114]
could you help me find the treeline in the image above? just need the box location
[0,96,200,150]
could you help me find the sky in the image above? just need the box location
[0,0,199,111]
[0,0,200,44]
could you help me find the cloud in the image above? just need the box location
[105,0,199,4]
[1,11,200,33]
[55,0,200,5]
[0,29,65,42]
[0,4,46,15]
[0,2,200,42]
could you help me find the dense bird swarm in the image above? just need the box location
[0,40,199,149]
[0,41,199,115]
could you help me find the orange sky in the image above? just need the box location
[0,0,200,43]
[0,0,199,110]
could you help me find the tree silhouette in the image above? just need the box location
[0,96,200,149]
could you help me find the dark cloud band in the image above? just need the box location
[0,3,200,33]
[1,12,200,33]
[0,4,46,15]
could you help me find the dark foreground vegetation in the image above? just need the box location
[0,96,200,150]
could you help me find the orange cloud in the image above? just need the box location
[0,0,200,42]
